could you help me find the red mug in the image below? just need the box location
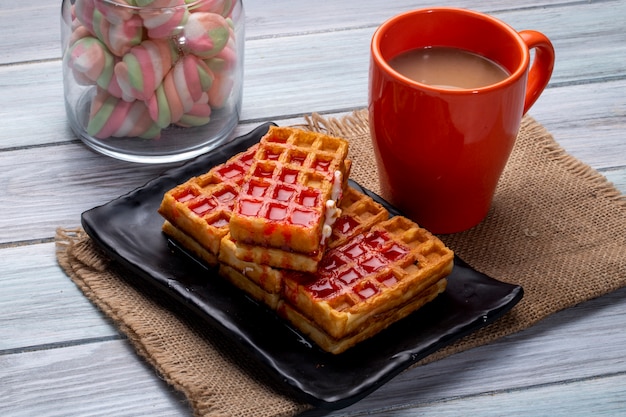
[369,8,554,233]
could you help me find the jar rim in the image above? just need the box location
[98,0,210,11]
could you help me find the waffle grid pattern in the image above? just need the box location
[282,216,454,339]
[158,145,257,258]
[229,126,349,254]
[218,186,389,296]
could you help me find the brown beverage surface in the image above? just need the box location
[389,47,509,89]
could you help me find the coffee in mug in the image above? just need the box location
[369,8,555,234]
[389,47,510,90]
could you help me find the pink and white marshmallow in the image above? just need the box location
[182,12,230,59]
[88,89,161,139]
[94,0,137,24]
[67,0,240,139]
[65,36,127,100]
[73,2,143,56]
[114,39,180,101]
[177,92,212,127]
[138,0,190,39]
[148,55,215,128]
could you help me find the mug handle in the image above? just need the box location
[519,30,555,114]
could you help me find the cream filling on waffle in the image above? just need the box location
[321,170,344,245]
[331,170,343,201]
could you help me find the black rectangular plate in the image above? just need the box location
[81,123,523,410]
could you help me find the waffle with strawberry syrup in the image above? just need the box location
[228,126,350,272]
[217,185,389,309]
[278,216,454,354]
[158,144,258,266]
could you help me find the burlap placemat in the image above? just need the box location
[56,110,626,417]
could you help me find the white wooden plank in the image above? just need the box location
[0,0,579,65]
[604,169,626,193]
[241,1,626,121]
[0,243,120,352]
[0,124,623,246]
[242,0,574,40]
[0,118,274,244]
[381,373,626,417]
[495,2,626,85]
[0,143,168,243]
[0,339,193,417]
[0,1,61,64]
[530,79,626,169]
[0,61,68,149]
[241,27,372,118]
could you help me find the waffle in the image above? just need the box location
[327,186,389,249]
[158,144,258,264]
[162,220,283,308]
[159,128,351,274]
[162,217,283,308]
[219,233,283,295]
[219,264,282,309]
[217,185,389,307]
[226,235,325,274]
[277,278,447,354]
[161,182,453,354]
[280,216,454,342]
[229,126,350,265]
[162,220,219,266]
[224,184,384,274]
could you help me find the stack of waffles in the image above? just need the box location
[158,126,454,354]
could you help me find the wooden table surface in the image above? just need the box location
[2,0,625,415]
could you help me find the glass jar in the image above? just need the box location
[61,0,244,163]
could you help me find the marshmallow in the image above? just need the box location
[93,11,144,56]
[205,32,236,73]
[94,0,137,24]
[69,18,93,46]
[204,25,236,107]
[207,71,233,109]
[115,39,180,101]
[179,53,215,101]
[176,92,212,127]
[88,89,161,139]
[148,55,214,127]
[66,0,241,140]
[72,0,97,31]
[74,1,143,56]
[65,36,126,99]
[182,12,230,59]
[139,0,190,39]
